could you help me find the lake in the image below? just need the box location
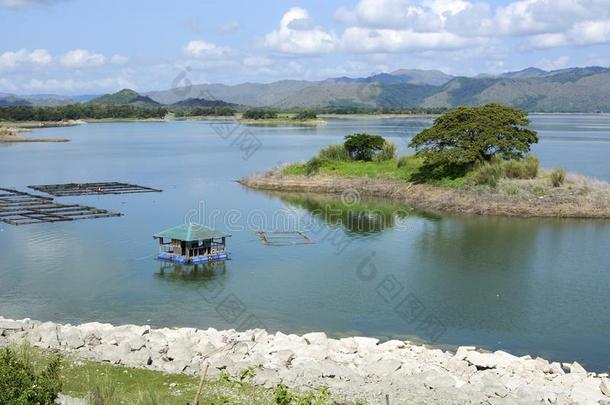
[1,115,609,371]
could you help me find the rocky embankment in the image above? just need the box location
[1,317,609,404]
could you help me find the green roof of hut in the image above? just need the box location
[153,224,230,242]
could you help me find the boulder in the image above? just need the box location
[600,379,610,397]
[302,332,328,346]
[570,379,606,403]
[59,326,85,350]
[0,319,24,332]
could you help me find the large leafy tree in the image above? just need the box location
[344,133,386,161]
[409,103,538,177]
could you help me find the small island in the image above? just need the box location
[237,109,326,127]
[0,125,70,143]
[241,104,610,218]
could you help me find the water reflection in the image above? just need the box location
[156,261,227,283]
[276,192,412,234]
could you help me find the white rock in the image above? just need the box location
[600,379,610,397]
[0,319,24,331]
[353,336,379,351]
[570,379,606,404]
[566,362,588,375]
[377,339,405,352]
[60,326,85,350]
[455,346,476,360]
[303,332,329,346]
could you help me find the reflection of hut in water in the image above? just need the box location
[153,224,230,264]
[157,260,227,281]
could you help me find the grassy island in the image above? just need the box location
[242,104,610,218]
[238,109,326,127]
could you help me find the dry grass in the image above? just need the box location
[241,168,610,218]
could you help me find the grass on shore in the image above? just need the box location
[282,155,464,187]
[279,145,610,200]
[6,344,349,405]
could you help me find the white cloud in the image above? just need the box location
[0,48,52,70]
[341,27,477,53]
[333,0,485,52]
[183,40,231,59]
[526,19,610,49]
[60,49,106,67]
[334,0,610,51]
[336,0,472,31]
[263,7,337,54]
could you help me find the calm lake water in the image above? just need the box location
[1,115,610,371]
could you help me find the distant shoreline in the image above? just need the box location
[238,118,326,127]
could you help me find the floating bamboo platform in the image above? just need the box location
[257,230,315,246]
[29,182,162,197]
[0,188,121,226]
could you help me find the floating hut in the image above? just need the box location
[153,224,230,264]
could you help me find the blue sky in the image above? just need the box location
[1,0,609,95]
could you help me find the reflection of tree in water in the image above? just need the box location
[412,215,542,335]
[278,192,412,234]
[156,261,227,283]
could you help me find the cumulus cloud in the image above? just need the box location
[341,27,476,52]
[334,0,610,50]
[183,40,232,59]
[0,48,127,74]
[60,49,106,67]
[263,7,337,54]
[0,48,52,70]
[333,0,486,52]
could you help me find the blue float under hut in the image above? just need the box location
[153,223,231,264]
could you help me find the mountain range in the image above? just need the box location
[2,66,610,112]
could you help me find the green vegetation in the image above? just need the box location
[550,168,566,187]
[293,110,317,120]
[469,156,540,187]
[281,105,575,193]
[170,98,236,109]
[242,109,279,120]
[88,89,160,107]
[284,155,424,182]
[318,144,350,161]
[3,344,349,405]
[0,346,62,404]
[0,104,167,121]
[173,106,236,117]
[375,141,397,162]
[344,134,387,161]
[409,103,538,179]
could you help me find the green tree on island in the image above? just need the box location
[409,103,538,178]
[344,133,386,161]
[293,110,317,120]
